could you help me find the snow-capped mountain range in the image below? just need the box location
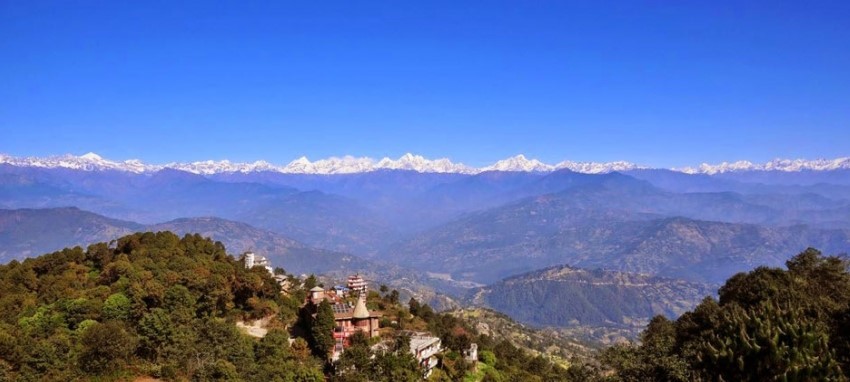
[1,152,848,175]
[678,158,850,175]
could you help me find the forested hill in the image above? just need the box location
[0,207,142,260]
[0,232,595,382]
[0,231,325,381]
[598,248,850,381]
[471,266,713,331]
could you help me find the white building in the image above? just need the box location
[409,334,441,378]
[244,252,274,275]
[464,343,478,364]
[245,252,256,269]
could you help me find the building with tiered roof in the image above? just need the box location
[347,274,368,295]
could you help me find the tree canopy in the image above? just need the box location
[601,248,850,382]
[0,231,323,381]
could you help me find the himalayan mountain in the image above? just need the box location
[3,152,850,176]
[2,152,850,337]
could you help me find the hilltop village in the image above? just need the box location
[240,252,472,379]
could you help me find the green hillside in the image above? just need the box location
[0,232,591,382]
[598,248,850,381]
[0,231,324,381]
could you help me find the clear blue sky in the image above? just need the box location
[2,1,849,167]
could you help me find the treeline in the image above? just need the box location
[596,248,850,381]
[0,231,323,381]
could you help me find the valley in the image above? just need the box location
[2,153,850,345]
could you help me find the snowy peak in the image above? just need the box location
[0,152,159,173]
[278,155,371,174]
[482,154,554,172]
[680,157,850,174]
[555,160,644,174]
[80,152,103,161]
[1,152,848,175]
[165,160,280,175]
[278,153,475,174]
[374,153,476,174]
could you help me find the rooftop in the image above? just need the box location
[353,297,370,319]
[410,336,441,351]
[332,302,353,314]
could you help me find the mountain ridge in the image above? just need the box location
[469,264,715,334]
[385,195,850,285]
[5,152,848,175]
[0,207,369,275]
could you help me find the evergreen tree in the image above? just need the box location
[408,297,421,317]
[311,299,336,359]
[304,274,318,290]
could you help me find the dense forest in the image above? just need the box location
[0,232,579,381]
[597,248,850,381]
[0,231,325,381]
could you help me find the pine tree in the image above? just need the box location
[311,299,336,359]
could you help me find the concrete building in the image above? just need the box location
[464,343,478,364]
[347,274,368,295]
[333,285,350,298]
[243,252,274,275]
[245,252,255,269]
[409,334,441,378]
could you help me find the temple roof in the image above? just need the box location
[353,297,370,319]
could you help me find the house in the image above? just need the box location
[368,332,441,379]
[308,286,347,306]
[408,334,441,378]
[333,285,350,298]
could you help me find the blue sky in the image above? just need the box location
[1,1,849,167]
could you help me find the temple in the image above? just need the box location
[306,282,382,358]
